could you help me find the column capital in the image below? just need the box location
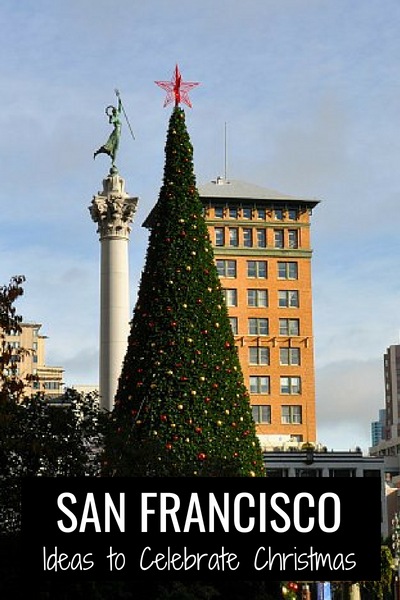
[89,170,138,239]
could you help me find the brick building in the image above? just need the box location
[198,177,319,450]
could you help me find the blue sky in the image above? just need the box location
[1,0,399,452]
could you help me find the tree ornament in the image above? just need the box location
[197,452,207,461]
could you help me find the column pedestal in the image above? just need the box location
[89,168,138,411]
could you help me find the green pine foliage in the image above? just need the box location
[106,106,264,477]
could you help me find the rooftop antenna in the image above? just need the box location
[224,121,228,181]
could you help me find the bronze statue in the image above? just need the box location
[94,96,122,168]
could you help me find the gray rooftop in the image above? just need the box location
[198,177,319,205]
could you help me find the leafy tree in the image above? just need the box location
[0,275,29,403]
[104,106,264,477]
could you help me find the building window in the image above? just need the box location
[274,208,284,220]
[279,318,300,336]
[33,381,40,389]
[243,228,253,247]
[229,206,238,219]
[329,469,356,477]
[216,260,236,278]
[280,347,300,366]
[296,468,320,477]
[33,354,38,364]
[288,209,297,220]
[247,289,268,307]
[223,289,238,307]
[281,405,302,424]
[7,341,20,349]
[256,229,266,248]
[249,347,269,365]
[44,381,60,390]
[278,290,299,308]
[229,228,239,247]
[242,207,252,219]
[247,260,267,278]
[288,229,299,248]
[33,329,38,338]
[250,376,270,394]
[215,206,224,218]
[229,317,238,335]
[257,208,266,220]
[278,261,298,280]
[280,376,301,394]
[215,227,225,246]
[252,405,271,423]
[274,229,284,248]
[248,318,269,336]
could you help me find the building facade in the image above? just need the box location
[2,322,64,399]
[371,345,400,476]
[198,177,319,450]
[261,448,387,538]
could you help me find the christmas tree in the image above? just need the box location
[105,70,264,477]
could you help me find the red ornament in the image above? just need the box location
[160,415,168,422]
[195,427,202,434]
[155,64,200,108]
[197,452,207,461]
[166,443,173,450]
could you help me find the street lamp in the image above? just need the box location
[392,513,400,600]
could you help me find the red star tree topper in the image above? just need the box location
[155,64,200,108]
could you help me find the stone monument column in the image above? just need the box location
[89,167,138,411]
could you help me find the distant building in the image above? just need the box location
[370,345,400,477]
[2,322,64,399]
[371,408,385,447]
[198,177,319,450]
